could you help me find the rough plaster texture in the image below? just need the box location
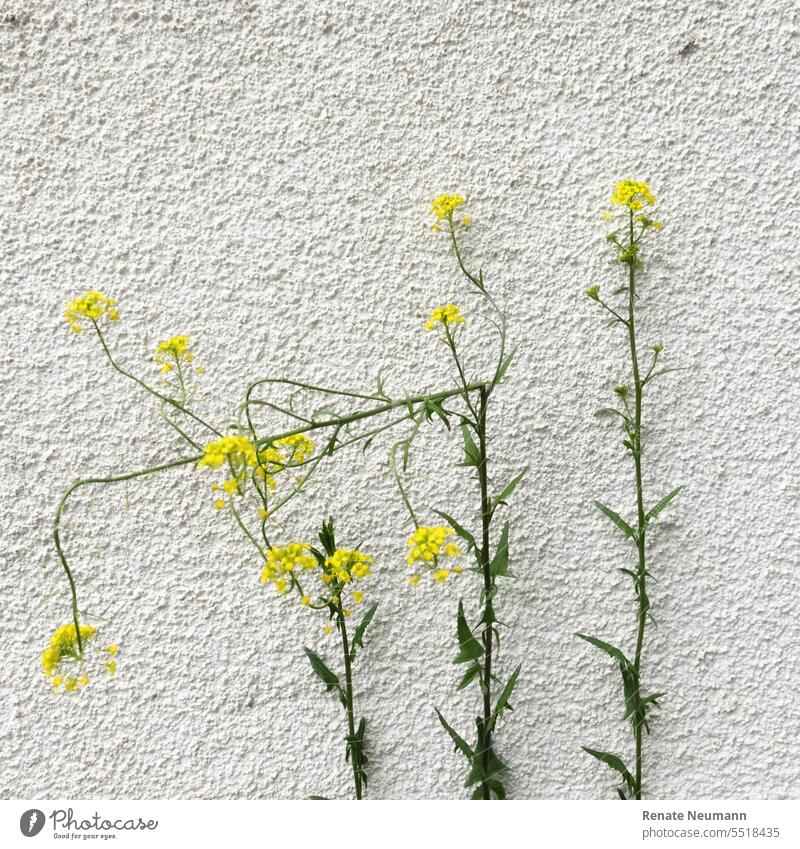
[2,0,799,800]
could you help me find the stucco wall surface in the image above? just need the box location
[2,0,799,800]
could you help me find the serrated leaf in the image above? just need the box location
[460,423,481,467]
[646,486,683,520]
[494,467,527,509]
[489,663,521,732]
[455,601,484,664]
[435,708,473,761]
[432,509,476,552]
[575,633,630,666]
[457,664,482,691]
[304,647,341,695]
[490,522,514,578]
[594,500,635,539]
[350,602,378,661]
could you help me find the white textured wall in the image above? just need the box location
[2,0,799,800]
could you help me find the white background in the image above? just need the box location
[2,1,799,799]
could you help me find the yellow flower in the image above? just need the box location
[300,595,311,606]
[154,335,195,373]
[223,478,239,495]
[260,543,317,591]
[106,661,117,676]
[408,574,421,587]
[213,499,226,510]
[433,569,449,583]
[424,304,465,333]
[406,525,464,583]
[64,291,119,334]
[352,591,364,604]
[323,624,333,635]
[198,436,257,471]
[610,180,656,211]
[325,549,374,584]
[275,433,315,465]
[42,623,116,691]
[431,194,465,220]
[258,508,269,520]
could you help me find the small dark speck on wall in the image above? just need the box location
[679,39,699,56]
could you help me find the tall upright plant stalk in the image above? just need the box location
[579,181,685,800]
[395,195,523,800]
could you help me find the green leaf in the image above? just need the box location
[455,601,485,664]
[308,795,329,800]
[304,647,341,696]
[432,510,477,552]
[581,747,635,794]
[350,603,378,660]
[494,344,518,384]
[457,664,482,691]
[646,486,684,520]
[494,468,527,509]
[460,423,481,467]
[594,500,635,539]
[490,663,521,731]
[425,399,451,430]
[487,779,506,800]
[575,633,630,666]
[435,708,473,761]
[490,522,514,578]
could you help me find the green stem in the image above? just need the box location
[477,385,493,800]
[626,209,647,800]
[92,321,222,438]
[53,455,198,653]
[337,604,362,799]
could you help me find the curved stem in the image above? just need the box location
[92,321,222,438]
[53,455,199,652]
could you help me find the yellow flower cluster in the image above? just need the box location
[275,433,314,465]
[406,525,463,585]
[431,194,465,220]
[425,303,466,333]
[154,335,194,373]
[610,180,656,211]
[198,436,257,470]
[260,543,317,594]
[65,291,120,334]
[41,623,118,692]
[324,549,374,585]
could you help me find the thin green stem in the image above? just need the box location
[337,603,362,799]
[625,209,648,800]
[92,321,222,438]
[477,385,494,800]
[53,455,198,653]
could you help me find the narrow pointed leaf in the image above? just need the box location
[435,708,473,760]
[490,522,514,578]
[594,500,635,539]
[490,663,521,731]
[494,467,527,507]
[575,633,630,666]
[455,601,484,664]
[432,510,476,552]
[350,602,378,660]
[646,486,684,520]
